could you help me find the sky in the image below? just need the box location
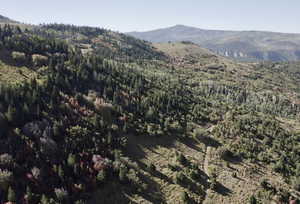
[1,0,300,33]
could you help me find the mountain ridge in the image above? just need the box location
[0,14,18,24]
[131,24,300,35]
[127,25,300,61]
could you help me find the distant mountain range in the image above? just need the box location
[127,25,300,61]
[0,14,17,24]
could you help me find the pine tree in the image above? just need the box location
[0,113,8,138]
[25,186,33,203]
[6,105,17,125]
[7,186,16,202]
[40,194,49,204]
[119,165,128,183]
[67,154,76,167]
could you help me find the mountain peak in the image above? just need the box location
[127,25,300,61]
[172,24,189,28]
[169,24,201,31]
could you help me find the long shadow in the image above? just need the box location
[180,137,205,153]
[151,170,174,185]
[177,176,206,197]
[91,174,166,204]
[223,154,243,164]
[88,182,139,204]
[123,132,213,202]
[135,169,167,204]
[136,160,174,186]
[197,136,221,148]
[215,182,232,196]
[125,133,178,161]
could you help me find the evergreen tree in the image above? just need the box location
[7,186,16,202]
[0,113,8,138]
[6,105,17,125]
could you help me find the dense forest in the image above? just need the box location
[0,23,299,203]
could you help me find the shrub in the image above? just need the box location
[181,191,190,204]
[55,187,68,202]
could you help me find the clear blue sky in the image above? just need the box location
[1,0,299,33]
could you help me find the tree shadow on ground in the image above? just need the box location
[125,133,178,161]
[89,174,166,204]
[214,181,232,196]
[135,168,168,204]
[197,136,221,148]
[88,181,139,204]
[223,154,243,164]
[136,159,174,185]
[180,177,207,197]
[179,137,205,153]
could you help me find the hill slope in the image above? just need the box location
[0,21,300,204]
[128,25,300,62]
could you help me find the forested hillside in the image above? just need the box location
[0,23,299,204]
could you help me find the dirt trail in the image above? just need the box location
[203,146,212,176]
[202,145,212,204]
[202,125,216,203]
[204,125,215,176]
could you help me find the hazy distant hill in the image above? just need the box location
[128,25,300,61]
[0,14,17,24]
